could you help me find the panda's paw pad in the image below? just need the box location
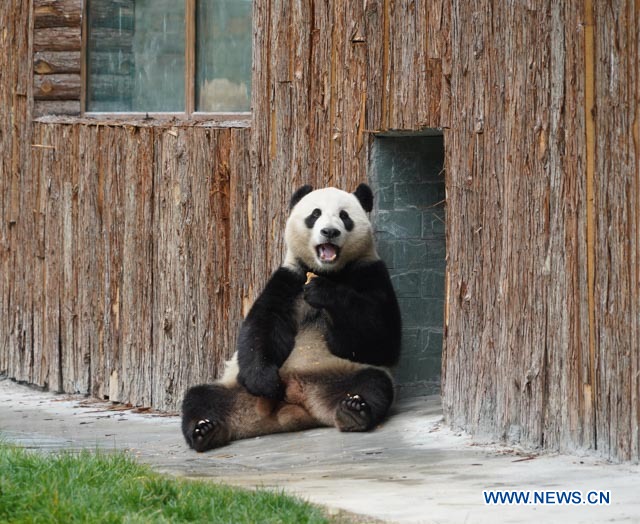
[336,394,372,432]
[193,419,215,441]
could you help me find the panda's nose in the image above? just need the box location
[320,227,341,239]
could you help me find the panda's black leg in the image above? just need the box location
[334,368,394,432]
[291,367,394,432]
[181,384,234,452]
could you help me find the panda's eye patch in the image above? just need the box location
[340,210,354,231]
[305,208,322,228]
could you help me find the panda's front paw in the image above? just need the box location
[238,363,285,400]
[303,276,334,309]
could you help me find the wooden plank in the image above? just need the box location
[34,73,81,100]
[152,128,191,410]
[119,126,154,406]
[228,128,252,345]
[100,126,125,403]
[34,51,81,74]
[592,0,639,462]
[3,0,34,385]
[33,100,81,117]
[29,125,46,387]
[41,124,63,392]
[77,125,104,398]
[59,125,82,393]
[339,0,368,188]
[306,0,333,190]
[34,27,82,51]
[364,0,384,133]
[192,128,232,384]
[388,0,416,129]
[34,0,82,29]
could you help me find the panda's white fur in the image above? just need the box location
[181,184,402,452]
[283,187,379,272]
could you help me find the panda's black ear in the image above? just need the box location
[290,185,313,209]
[353,183,374,212]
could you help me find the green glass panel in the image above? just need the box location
[87,0,185,112]
[196,0,252,112]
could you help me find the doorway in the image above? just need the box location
[370,133,446,397]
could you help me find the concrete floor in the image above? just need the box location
[1,376,639,523]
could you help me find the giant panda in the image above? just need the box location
[181,183,402,452]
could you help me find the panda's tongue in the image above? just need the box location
[318,244,337,262]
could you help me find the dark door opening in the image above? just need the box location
[370,133,446,397]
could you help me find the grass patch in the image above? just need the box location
[0,443,331,523]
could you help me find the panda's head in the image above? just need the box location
[284,184,378,272]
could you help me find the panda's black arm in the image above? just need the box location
[236,267,304,399]
[303,261,402,367]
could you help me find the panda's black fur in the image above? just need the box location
[182,183,402,452]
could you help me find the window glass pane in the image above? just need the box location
[87,0,185,112]
[196,0,252,112]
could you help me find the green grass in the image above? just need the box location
[0,443,330,524]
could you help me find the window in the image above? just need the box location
[85,0,252,116]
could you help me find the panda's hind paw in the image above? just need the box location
[190,418,228,452]
[335,394,373,432]
[193,419,214,440]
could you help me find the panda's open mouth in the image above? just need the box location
[316,243,340,263]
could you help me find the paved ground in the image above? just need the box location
[1,376,639,523]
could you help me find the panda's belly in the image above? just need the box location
[280,326,366,376]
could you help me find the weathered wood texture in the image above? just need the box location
[33,0,82,116]
[441,0,639,463]
[4,122,250,411]
[0,0,637,460]
[1,0,34,385]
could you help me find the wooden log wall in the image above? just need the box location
[33,0,83,117]
[0,0,638,460]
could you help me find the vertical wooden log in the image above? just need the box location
[364,0,384,133]
[60,124,81,393]
[30,125,46,387]
[2,0,34,384]
[99,126,125,402]
[119,126,154,406]
[339,0,367,189]
[77,124,104,398]
[40,124,63,392]
[592,0,640,462]
[542,0,593,454]
[228,128,252,342]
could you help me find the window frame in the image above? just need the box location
[80,0,252,121]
